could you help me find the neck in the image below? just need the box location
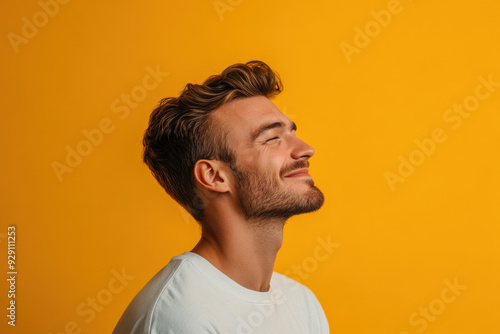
[190,212,285,292]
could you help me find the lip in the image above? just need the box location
[285,168,310,178]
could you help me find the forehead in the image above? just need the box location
[213,95,289,142]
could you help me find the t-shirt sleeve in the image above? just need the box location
[274,273,330,333]
[304,286,330,334]
[146,298,220,334]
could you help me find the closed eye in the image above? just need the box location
[266,137,279,142]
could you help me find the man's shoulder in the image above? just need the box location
[272,271,315,295]
[131,253,193,305]
[271,272,329,332]
[113,252,210,333]
[271,272,324,309]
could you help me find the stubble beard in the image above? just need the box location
[230,162,325,223]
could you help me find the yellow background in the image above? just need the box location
[1,0,499,333]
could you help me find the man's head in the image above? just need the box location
[142,60,324,225]
[210,95,324,224]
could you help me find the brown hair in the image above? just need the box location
[142,60,283,224]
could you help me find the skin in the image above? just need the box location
[190,95,324,292]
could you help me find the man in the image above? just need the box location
[113,60,329,333]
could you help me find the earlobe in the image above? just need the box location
[193,160,230,193]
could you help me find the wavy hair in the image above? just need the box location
[142,60,283,224]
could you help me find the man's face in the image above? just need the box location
[213,95,324,222]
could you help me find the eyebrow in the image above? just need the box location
[250,121,297,142]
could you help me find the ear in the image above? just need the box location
[193,159,231,193]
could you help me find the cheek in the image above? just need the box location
[240,146,288,177]
[261,153,287,178]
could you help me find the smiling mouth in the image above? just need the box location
[285,169,311,178]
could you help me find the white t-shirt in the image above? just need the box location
[113,252,329,334]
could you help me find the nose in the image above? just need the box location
[290,136,315,160]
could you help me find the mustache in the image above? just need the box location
[280,160,310,178]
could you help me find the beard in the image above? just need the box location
[229,161,325,222]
